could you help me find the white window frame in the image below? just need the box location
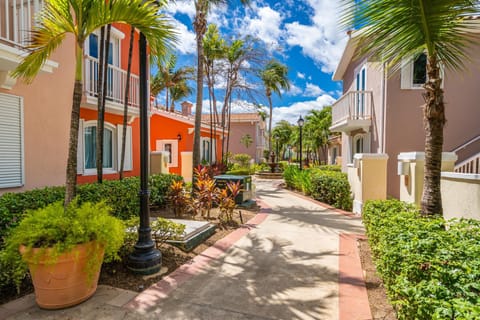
[351,133,370,162]
[156,139,178,168]
[200,137,216,163]
[0,93,24,188]
[77,120,133,175]
[85,28,124,67]
[401,53,444,90]
[81,121,117,175]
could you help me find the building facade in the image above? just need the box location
[331,30,480,197]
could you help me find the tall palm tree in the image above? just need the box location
[260,60,290,154]
[192,0,250,169]
[305,107,332,164]
[13,0,176,206]
[342,0,479,215]
[151,55,194,111]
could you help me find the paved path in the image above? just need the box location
[1,179,371,320]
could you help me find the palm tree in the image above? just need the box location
[170,79,194,110]
[192,0,250,169]
[260,60,290,154]
[240,134,253,149]
[13,0,176,206]
[342,0,479,215]
[151,55,194,111]
[305,107,332,164]
[272,120,294,160]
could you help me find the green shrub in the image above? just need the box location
[232,153,252,168]
[0,174,182,243]
[0,201,124,290]
[310,171,352,210]
[226,169,251,176]
[317,164,341,172]
[0,186,65,243]
[149,174,183,208]
[363,200,480,319]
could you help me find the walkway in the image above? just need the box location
[1,178,371,320]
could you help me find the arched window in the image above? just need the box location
[83,122,115,171]
[352,134,367,159]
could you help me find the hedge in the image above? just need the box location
[310,171,352,211]
[363,200,480,319]
[0,174,182,243]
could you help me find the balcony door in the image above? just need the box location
[86,33,120,100]
[355,66,366,119]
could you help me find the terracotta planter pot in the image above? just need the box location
[20,241,105,309]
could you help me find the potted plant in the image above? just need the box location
[2,201,124,309]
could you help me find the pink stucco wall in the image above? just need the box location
[0,36,75,194]
[228,122,260,162]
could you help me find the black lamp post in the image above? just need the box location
[297,115,304,170]
[128,33,161,275]
[274,134,279,162]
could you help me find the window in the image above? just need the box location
[202,140,210,163]
[412,53,427,86]
[351,133,370,162]
[355,66,366,118]
[0,94,24,188]
[156,140,178,167]
[400,53,437,89]
[200,137,216,163]
[84,125,114,170]
[85,30,122,100]
[77,120,133,175]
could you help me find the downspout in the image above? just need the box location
[381,62,387,153]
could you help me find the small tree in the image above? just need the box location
[240,134,253,149]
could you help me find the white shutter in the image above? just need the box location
[77,119,84,174]
[0,93,24,188]
[117,124,132,171]
[400,57,413,89]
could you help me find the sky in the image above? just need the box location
[159,0,348,126]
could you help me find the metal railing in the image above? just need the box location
[83,56,140,108]
[331,91,373,125]
[455,153,480,174]
[0,0,42,47]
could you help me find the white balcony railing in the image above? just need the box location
[84,56,140,109]
[331,91,373,126]
[455,153,480,174]
[0,0,43,47]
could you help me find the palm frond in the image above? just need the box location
[341,0,480,71]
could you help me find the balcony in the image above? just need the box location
[330,91,373,133]
[0,0,57,89]
[83,56,140,115]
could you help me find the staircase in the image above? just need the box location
[452,135,480,174]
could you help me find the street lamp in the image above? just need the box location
[128,33,161,275]
[297,115,304,170]
[274,134,279,163]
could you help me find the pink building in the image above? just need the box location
[331,29,480,198]
[228,113,267,163]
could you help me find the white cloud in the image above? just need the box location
[285,0,347,73]
[271,94,336,126]
[297,72,305,79]
[243,5,283,50]
[304,83,325,97]
[165,0,196,19]
[171,19,196,55]
[287,83,303,96]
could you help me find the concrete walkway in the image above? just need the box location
[1,178,371,320]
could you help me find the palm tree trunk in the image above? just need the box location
[193,3,206,169]
[65,44,84,207]
[120,27,135,180]
[96,26,106,182]
[421,57,445,216]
